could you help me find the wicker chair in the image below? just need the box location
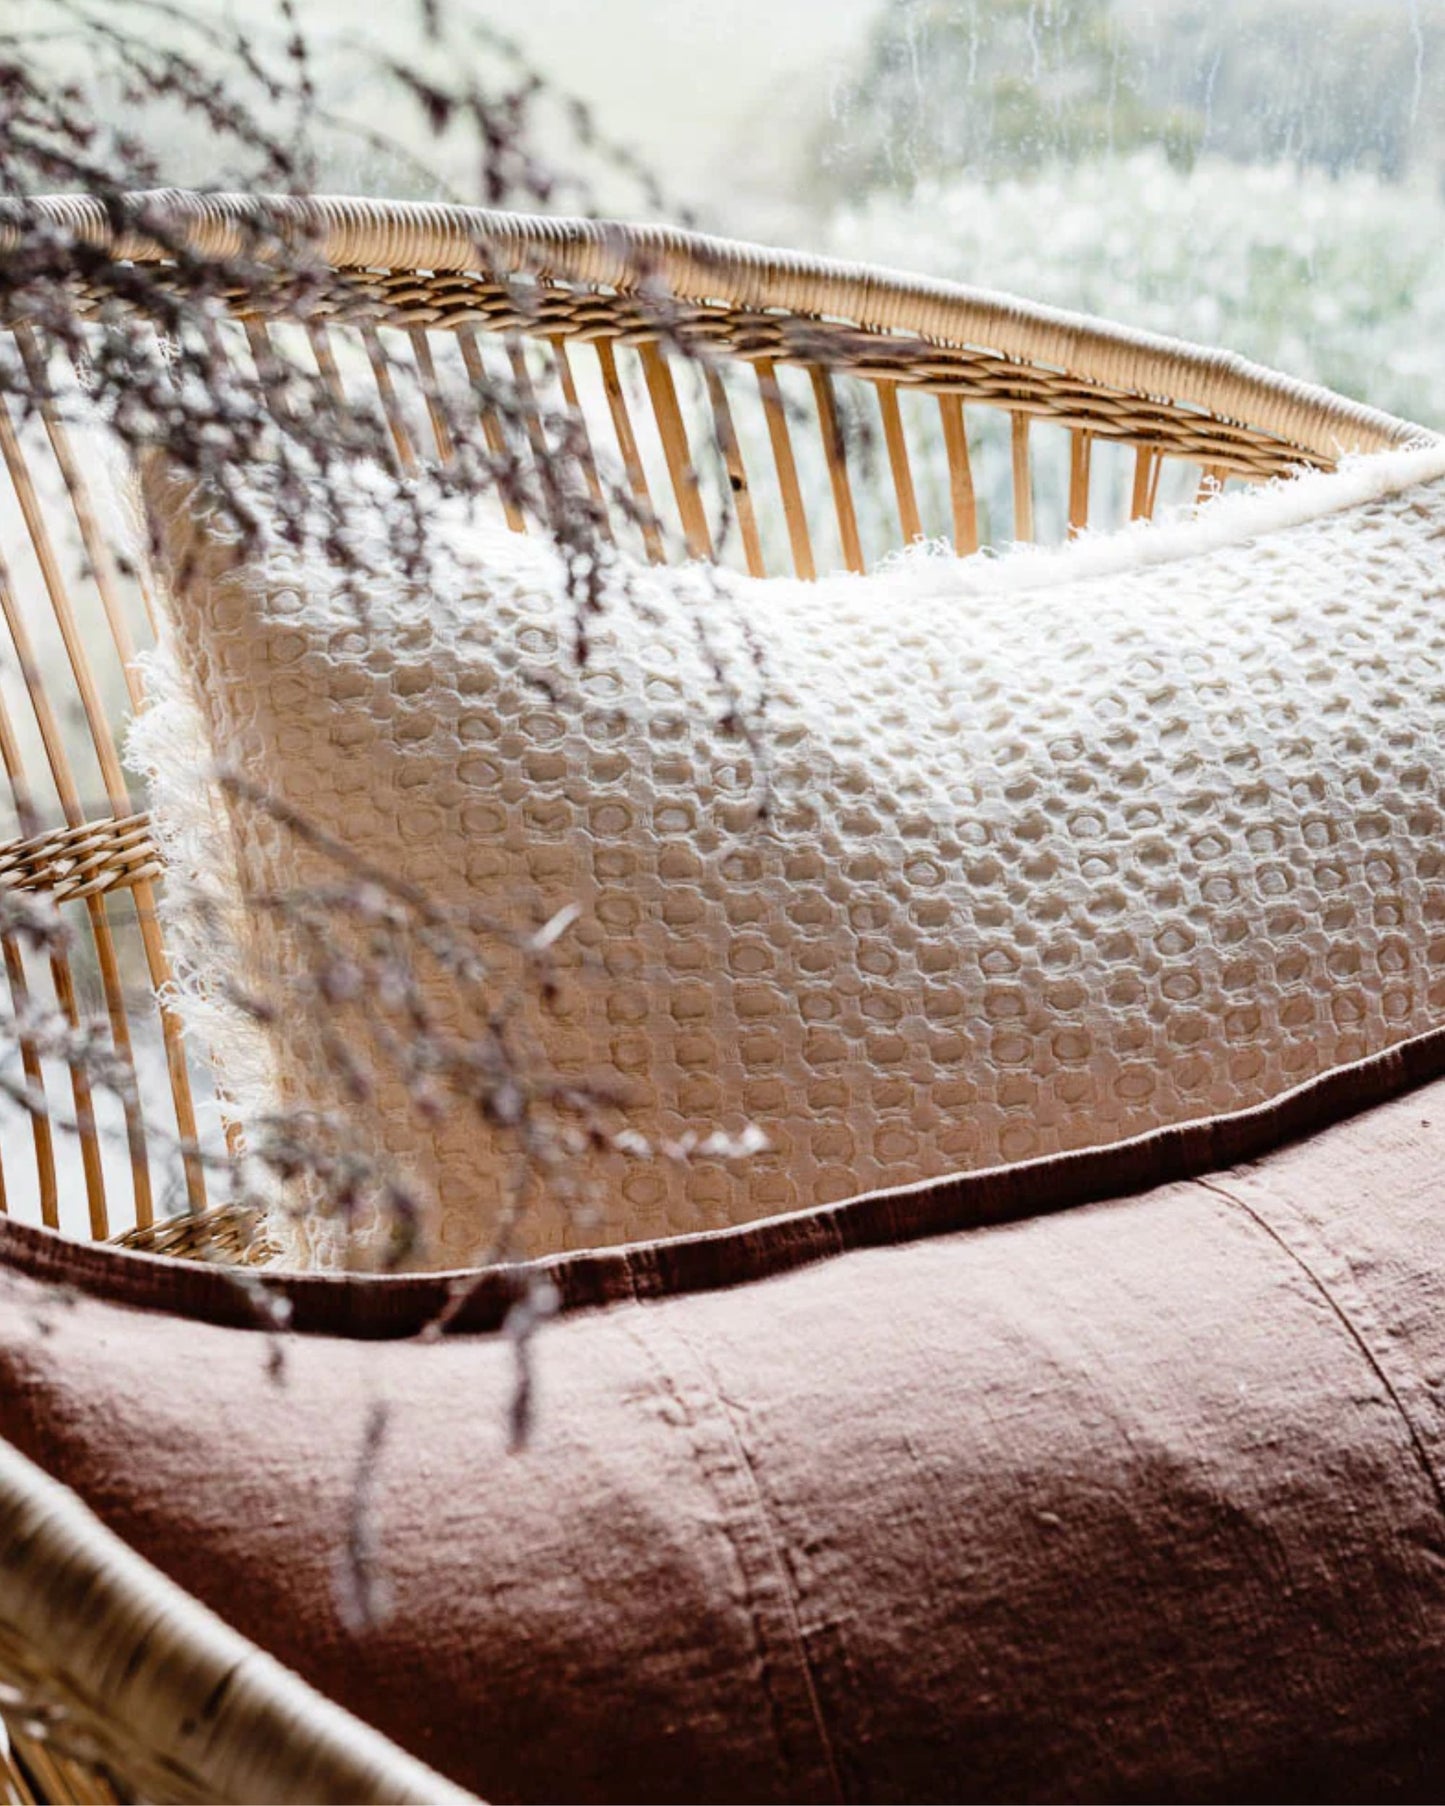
[0,1435,472,1803]
[0,190,1428,1801]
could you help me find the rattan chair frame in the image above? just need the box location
[0,188,1427,1248]
[0,1434,475,1803]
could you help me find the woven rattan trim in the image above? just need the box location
[36,265,1352,478]
[0,1438,477,1805]
[5,189,1431,467]
[0,814,160,901]
[113,1200,278,1265]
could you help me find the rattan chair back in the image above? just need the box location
[0,188,1423,1244]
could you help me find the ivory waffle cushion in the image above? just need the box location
[133,444,1445,1267]
[5,1036,1445,1802]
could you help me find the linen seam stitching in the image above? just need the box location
[1195,1174,1445,1524]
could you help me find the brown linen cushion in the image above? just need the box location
[131,443,1445,1269]
[5,1030,1445,1803]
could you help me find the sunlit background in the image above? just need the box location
[24,0,1439,425]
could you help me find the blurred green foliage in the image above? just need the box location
[824,149,1445,426]
[813,0,1445,200]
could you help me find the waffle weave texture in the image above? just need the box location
[131,445,1445,1268]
